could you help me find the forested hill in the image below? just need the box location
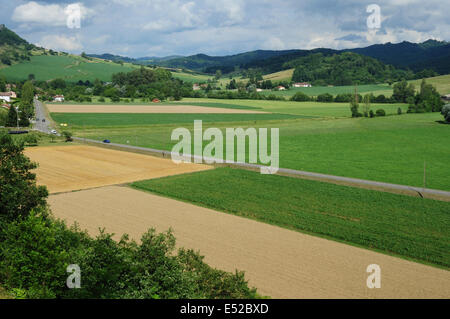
[287,52,416,86]
[145,40,450,76]
[346,40,450,74]
[0,25,38,67]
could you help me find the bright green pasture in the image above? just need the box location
[132,167,450,268]
[0,55,135,82]
[260,84,393,97]
[56,112,450,190]
[50,112,303,127]
[180,98,407,117]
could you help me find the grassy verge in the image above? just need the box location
[131,167,450,269]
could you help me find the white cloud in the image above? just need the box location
[37,34,83,51]
[12,1,92,28]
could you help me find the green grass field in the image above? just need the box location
[131,167,450,268]
[180,98,407,117]
[0,55,136,82]
[409,74,450,95]
[171,71,212,83]
[50,112,304,127]
[55,110,450,190]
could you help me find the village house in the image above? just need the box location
[53,95,65,102]
[256,88,263,92]
[276,85,286,91]
[0,92,13,103]
[293,82,312,88]
[1,103,10,110]
[193,84,201,91]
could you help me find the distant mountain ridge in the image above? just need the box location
[89,39,450,75]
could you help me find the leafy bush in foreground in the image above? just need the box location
[0,133,258,299]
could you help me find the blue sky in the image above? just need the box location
[2,0,449,57]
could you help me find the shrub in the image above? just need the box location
[369,110,375,118]
[397,107,402,115]
[317,93,333,102]
[290,92,310,102]
[441,104,450,123]
[376,109,386,117]
[62,131,73,142]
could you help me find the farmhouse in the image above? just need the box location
[53,95,65,102]
[0,92,13,102]
[293,82,312,88]
[256,88,263,92]
[276,85,286,91]
[193,84,201,91]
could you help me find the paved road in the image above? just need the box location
[33,99,450,200]
[33,99,52,134]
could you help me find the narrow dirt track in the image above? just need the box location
[25,145,211,193]
[46,104,268,114]
[49,186,450,299]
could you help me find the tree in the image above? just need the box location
[6,106,17,127]
[441,104,450,123]
[350,87,361,117]
[376,109,386,116]
[290,92,310,102]
[215,70,222,81]
[0,133,48,225]
[392,80,415,103]
[362,94,371,117]
[19,81,35,122]
[0,76,6,92]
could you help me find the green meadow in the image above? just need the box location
[0,55,136,82]
[132,167,450,268]
[260,84,393,97]
[179,98,407,117]
[52,108,450,190]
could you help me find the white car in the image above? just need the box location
[50,129,58,135]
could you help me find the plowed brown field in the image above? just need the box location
[47,104,267,114]
[49,186,450,299]
[25,145,211,193]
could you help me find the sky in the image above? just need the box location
[1,0,449,58]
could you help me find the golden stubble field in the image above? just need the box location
[25,145,211,193]
[46,104,268,114]
[49,186,450,299]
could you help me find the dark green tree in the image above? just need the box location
[0,133,48,225]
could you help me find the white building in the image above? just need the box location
[53,95,65,102]
[276,85,286,91]
[0,92,12,103]
[293,82,312,88]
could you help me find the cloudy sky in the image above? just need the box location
[1,0,449,57]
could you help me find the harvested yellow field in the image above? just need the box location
[46,104,267,114]
[263,68,295,82]
[49,186,450,299]
[25,145,211,194]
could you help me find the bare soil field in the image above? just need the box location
[25,145,211,194]
[46,104,268,114]
[49,185,450,299]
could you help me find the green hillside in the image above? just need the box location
[0,55,136,82]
